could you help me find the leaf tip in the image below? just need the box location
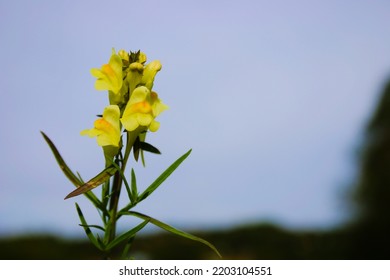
[64,189,80,199]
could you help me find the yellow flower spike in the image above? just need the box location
[120,86,168,132]
[81,105,121,147]
[90,52,123,94]
[142,60,162,90]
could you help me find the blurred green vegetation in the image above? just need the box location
[2,78,390,260]
[0,226,350,259]
[1,223,388,259]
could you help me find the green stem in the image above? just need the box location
[104,130,140,256]
[107,163,121,243]
[121,236,135,259]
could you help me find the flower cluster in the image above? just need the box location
[81,49,168,151]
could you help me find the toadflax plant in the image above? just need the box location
[41,49,220,259]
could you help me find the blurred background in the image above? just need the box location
[1,0,390,259]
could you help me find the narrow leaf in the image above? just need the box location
[101,180,110,215]
[105,220,149,251]
[116,169,138,215]
[126,211,221,258]
[121,236,135,259]
[76,172,84,184]
[138,131,147,166]
[138,149,192,203]
[65,166,117,199]
[41,131,81,187]
[41,132,104,209]
[138,142,161,154]
[133,136,141,162]
[140,149,146,167]
[79,224,105,232]
[130,168,138,203]
[75,203,103,250]
[110,158,134,204]
[96,234,105,249]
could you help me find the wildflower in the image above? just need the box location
[81,105,121,147]
[91,50,123,95]
[142,60,162,90]
[121,86,168,132]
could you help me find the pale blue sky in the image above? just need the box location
[1,0,390,237]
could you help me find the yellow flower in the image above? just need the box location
[142,60,162,90]
[126,62,143,97]
[121,86,168,132]
[138,52,147,64]
[81,105,121,147]
[90,50,123,94]
[118,49,129,62]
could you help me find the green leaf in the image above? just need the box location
[109,158,134,204]
[105,220,149,251]
[125,211,221,258]
[96,234,105,250]
[137,131,147,167]
[79,224,105,232]
[117,169,138,215]
[75,203,103,250]
[138,141,161,155]
[41,131,104,209]
[132,135,160,166]
[133,136,141,162]
[76,172,84,184]
[121,236,135,259]
[140,150,146,167]
[41,131,81,187]
[130,168,138,203]
[138,149,192,203]
[101,180,110,210]
[65,165,117,199]
[139,142,160,167]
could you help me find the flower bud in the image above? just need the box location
[129,62,144,72]
[118,49,129,61]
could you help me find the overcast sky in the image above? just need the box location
[1,0,390,237]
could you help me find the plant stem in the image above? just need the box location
[107,163,122,243]
[121,236,135,259]
[105,130,139,255]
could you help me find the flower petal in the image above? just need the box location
[142,60,162,90]
[136,113,153,126]
[149,120,160,132]
[81,105,121,147]
[120,114,139,131]
[90,52,123,95]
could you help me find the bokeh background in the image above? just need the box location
[1,0,390,259]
